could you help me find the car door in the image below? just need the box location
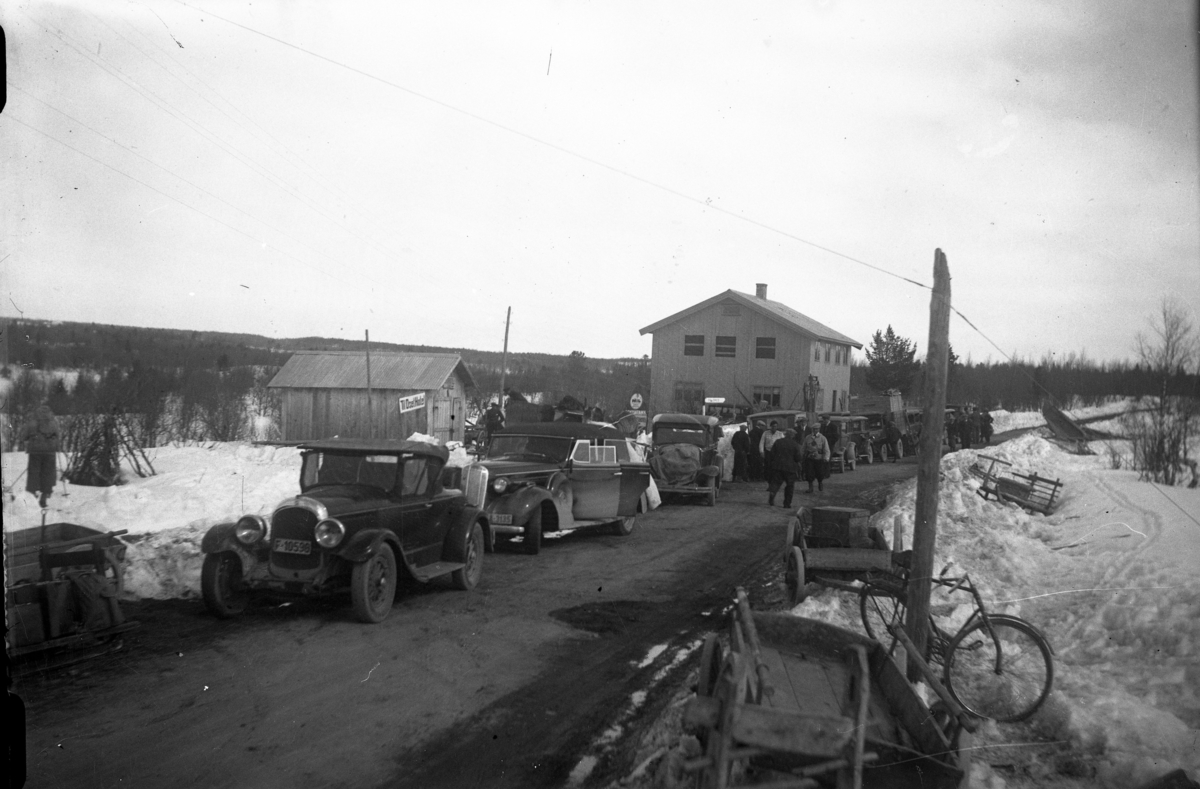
[397,456,444,568]
[608,439,651,516]
[568,440,622,521]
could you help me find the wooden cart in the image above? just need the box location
[5,522,137,659]
[784,507,903,605]
[684,589,973,789]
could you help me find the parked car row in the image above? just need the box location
[200,425,652,624]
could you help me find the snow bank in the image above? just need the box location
[787,427,1200,785]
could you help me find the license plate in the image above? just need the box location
[491,514,513,525]
[273,538,312,555]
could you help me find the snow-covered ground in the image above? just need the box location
[4,410,1198,786]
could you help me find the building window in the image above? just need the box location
[715,336,736,358]
[825,345,831,363]
[755,337,776,359]
[684,335,705,356]
[673,381,705,413]
[752,386,781,407]
[835,347,842,365]
[814,342,821,362]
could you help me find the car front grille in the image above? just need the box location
[270,506,320,572]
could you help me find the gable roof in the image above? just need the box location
[639,289,862,348]
[268,351,476,390]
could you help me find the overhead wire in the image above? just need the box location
[4,114,366,287]
[19,6,414,271]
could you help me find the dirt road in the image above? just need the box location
[16,459,917,789]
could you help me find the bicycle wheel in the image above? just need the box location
[943,615,1053,722]
[859,579,906,653]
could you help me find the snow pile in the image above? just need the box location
[988,400,1132,435]
[788,430,1200,785]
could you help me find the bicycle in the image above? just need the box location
[858,566,1054,723]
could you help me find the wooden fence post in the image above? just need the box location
[906,249,952,681]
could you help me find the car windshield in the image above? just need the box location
[484,434,574,463]
[654,426,709,446]
[300,452,399,491]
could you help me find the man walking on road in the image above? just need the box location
[767,428,803,507]
[731,424,750,482]
[801,424,831,493]
[759,421,784,490]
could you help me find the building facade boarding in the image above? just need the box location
[269,351,475,443]
[638,284,862,417]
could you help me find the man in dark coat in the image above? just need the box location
[767,428,803,508]
[21,403,60,508]
[747,420,766,481]
[731,424,751,482]
[958,407,973,450]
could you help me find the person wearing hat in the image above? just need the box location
[747,420,766,481]
[758,421,784,489]
[801,423,831,493]
[767,428,804,507]
[731,423,751,482]
[20,403,60,508]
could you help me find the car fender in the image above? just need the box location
[696,464,721,482]
[199,523,260,575]
[488,485,555,528]
[338,528,403,565]
[443,505,484,561]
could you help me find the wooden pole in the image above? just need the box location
[906,249,952,681]
[365,330,374,439]
[498,307,511,417]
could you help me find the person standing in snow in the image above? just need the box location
[21,403,60,508]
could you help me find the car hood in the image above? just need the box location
[475,459,562,477]
[284,487,393,517]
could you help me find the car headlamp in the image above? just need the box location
[235,515,267,545]
[491,478,510,494]
[314,518,346,548]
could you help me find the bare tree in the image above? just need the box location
[1125,297,1199,485]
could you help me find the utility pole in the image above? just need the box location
[498,307,511,417]
[906,249,952,680]
[365,330,374,439]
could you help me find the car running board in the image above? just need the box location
[410,561,466,582]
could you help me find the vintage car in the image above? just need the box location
[474,422,651,554]
[819,415,860,472]
[200,438,486,624]
[747,409,808,433]
[647,413,723,506]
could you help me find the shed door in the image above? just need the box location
[432,396,452,444]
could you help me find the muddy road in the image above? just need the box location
[16,459,917,789]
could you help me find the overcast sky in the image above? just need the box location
[3,1,1197,365]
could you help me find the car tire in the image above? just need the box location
[451,521,484,591]
[350,543,397,624]
[611,515,635,536]
[865,444,875,464]
[201,552,248,618]
[523,507,543,555]
[895,440,904,459]
[879,442,889,462]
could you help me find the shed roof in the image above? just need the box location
[639,289,862,348]
[268,351,476,391]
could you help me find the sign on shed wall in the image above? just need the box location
[399,392,426,413]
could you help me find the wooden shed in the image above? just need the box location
[268,351,475,443]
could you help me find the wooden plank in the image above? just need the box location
[729,704,854,758]
[868,646,951,756]
[805,549,893,571]
[757,647,801,711]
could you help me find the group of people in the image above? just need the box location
[731,419,831,508]
[946,405,993,451]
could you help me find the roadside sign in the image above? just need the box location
[629,393,643,410]
[398,392,426,413]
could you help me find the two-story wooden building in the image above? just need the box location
[639,284,862,417]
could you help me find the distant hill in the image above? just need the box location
[0,318,644,376]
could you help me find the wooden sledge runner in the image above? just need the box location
[684,589,973,789]
[971,455,1062,515]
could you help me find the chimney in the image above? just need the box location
[755,283,768,300]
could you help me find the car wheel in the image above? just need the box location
[895,440,904,459]
[451,521,484,591]
[523,507,543,555]
[865,444,875,464]
[201,552,248,618]
[611,515,635,536]
[351,543,397,623]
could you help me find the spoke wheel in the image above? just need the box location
[859,581,906,655]
[201,552,248,618]
[351,543,397,623]
[696,634,724,698]
[943,616,1054,722]
[451,522,484,590]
